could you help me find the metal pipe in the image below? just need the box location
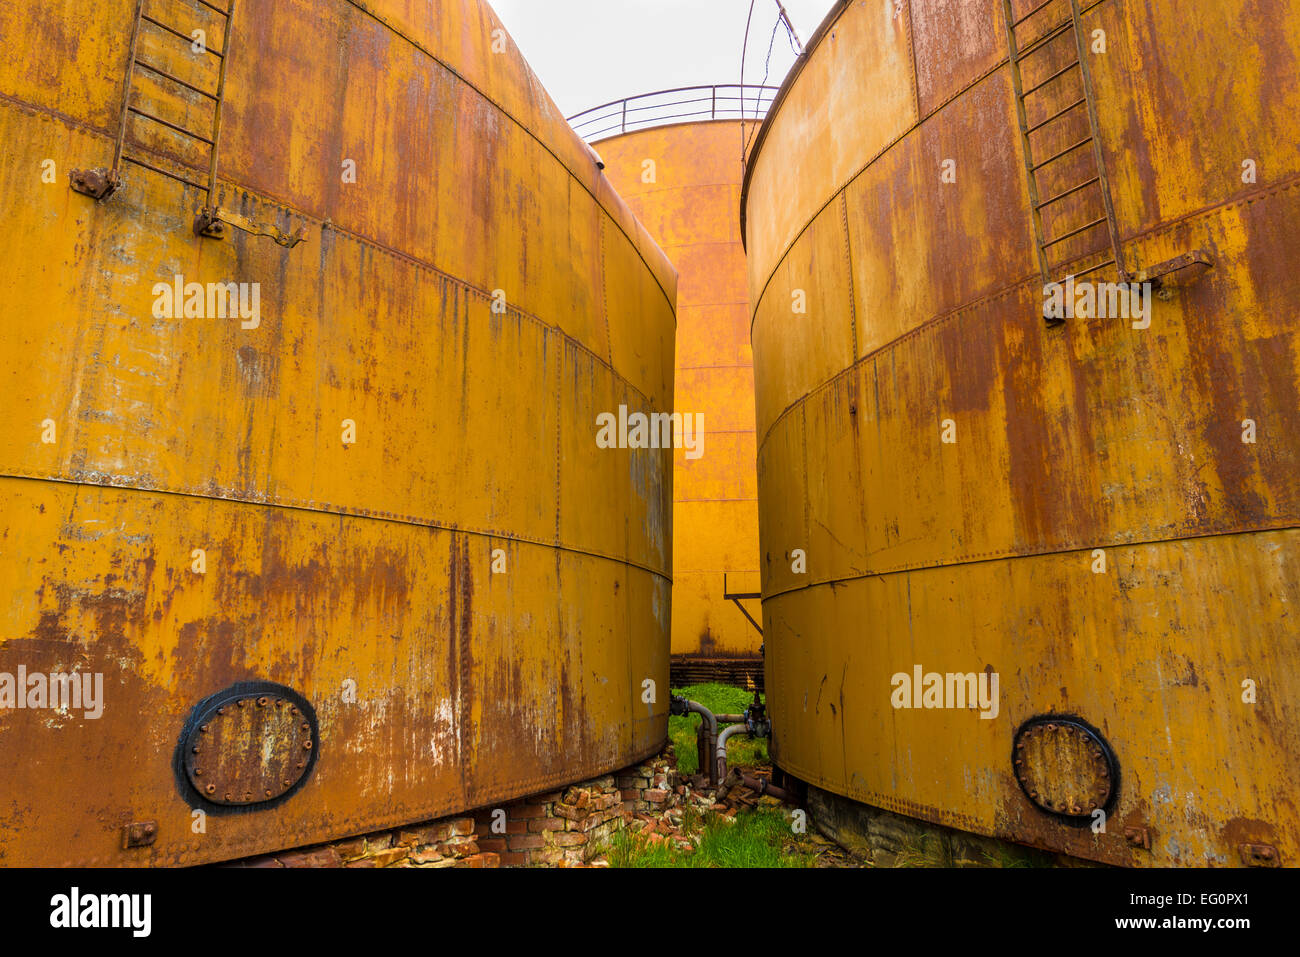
[714,714,744,724]
[673,698,720,786]
[715,723,749,784]
[739,772,795,803]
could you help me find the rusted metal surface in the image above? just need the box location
[594,119,763,666]
[1012,717,1115,820]
[0,0,675,865]
[122,822,158,850]
[182,688,317,807]
[743,0,1300,866]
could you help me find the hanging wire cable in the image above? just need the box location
[739,0,806,164]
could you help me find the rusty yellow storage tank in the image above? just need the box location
[570,90,770,689]
[743,0,1300,866]
[0,0,675,866]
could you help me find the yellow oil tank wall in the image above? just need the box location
[743,0,1300,866]
[0,0,675,865]
[597,121,763,665]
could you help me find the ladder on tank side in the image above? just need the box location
[70,0,303,247]
[1002,0,1125,319]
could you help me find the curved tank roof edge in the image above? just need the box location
[738,0,853,251]
[365,0,678,304]
[588,117,759,149]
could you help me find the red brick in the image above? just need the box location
[645,789,669,804]
[397,824,451,847]
[553,804,589,822]
[277,847,343,868]
[505,818,529,835]
[369,847,410,867]
[498,851,530,867]
[454,852,500,868]
[620,789,639,801]
[449,817,475,836]
[551,832,587,847]
[409,847,445,865]
[579,812,614,832]
[529,816,566,832]
[346,859,377,868]
[334,838,368,861]
[478,837,507,854]
[508,834,545,850]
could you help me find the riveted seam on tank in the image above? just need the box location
[902,0,921,122]
[555,333,564,543]
[4,91,672,408]
[0,90,122,143]
[15,94,666,411]
[757,279,1029,451]
[0,91,213,190]
[746,0,1112,316]
[0,470,672,581]
[598,214,613,365]
[255,193,663,412]
[746,60,1013,337]
[1110,171,1300,255]
[755,166,1300,452]
[758,524,1300,603]
[740,0,1107,253]
[839,192,858,359]
[800,409,810,549]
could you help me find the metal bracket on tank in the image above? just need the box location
[69,167,122,201]
[1131,250,1212,297]
[194,206,307,248]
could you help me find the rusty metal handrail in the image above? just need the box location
[566,84,780,141]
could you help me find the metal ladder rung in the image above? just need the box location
[1003,0,1128,304]
[1013,0,1061,27]
[1067,257,1116,279]
[1015,19,1073,62]
[193,0,233,15]
[1023,60,1080,98]
[121,153,208,191]
[134,58,220,99]
[1035,175,1100,209]
[141,13,225,57]
[128,105,216,145]
[1025,96,1086,135]
[1030,134,1093,171]
[1042,216,1106,248]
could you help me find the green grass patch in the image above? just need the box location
[669,683,767,776]
[606,807,815,868]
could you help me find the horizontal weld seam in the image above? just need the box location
[755,168,1300,452]
[758,521,1300,601]
[0,470,672,582]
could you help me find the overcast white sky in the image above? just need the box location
[489,0,837,119]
